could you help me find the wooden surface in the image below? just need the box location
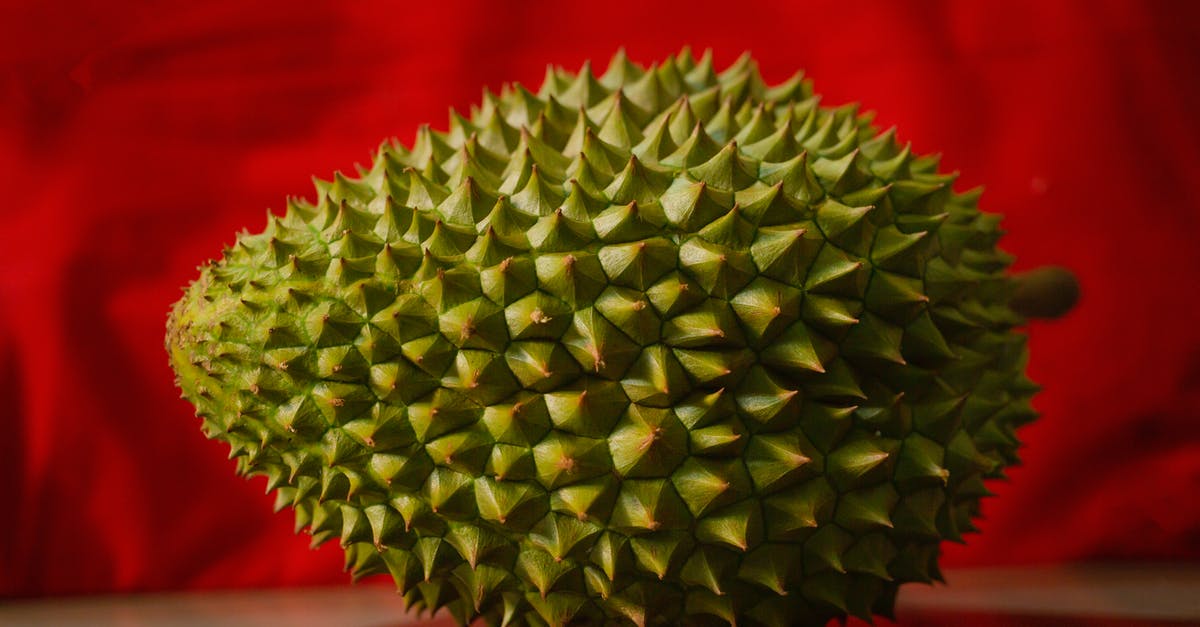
[2,564,1197,626]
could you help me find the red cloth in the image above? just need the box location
[2,0,1198,598]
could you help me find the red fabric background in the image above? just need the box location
[2,0,1198,599]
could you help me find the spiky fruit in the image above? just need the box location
[167,50,1052,626]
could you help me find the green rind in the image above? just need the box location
[167,48,1035,627]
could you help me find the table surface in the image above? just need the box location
[2,564,1197,626]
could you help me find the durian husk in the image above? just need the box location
[167,49,1043,627]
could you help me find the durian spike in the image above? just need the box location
[1010,265,1079,319]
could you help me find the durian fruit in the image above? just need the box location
[167,50,1072,626]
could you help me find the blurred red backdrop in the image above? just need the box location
[2,0,1198,600]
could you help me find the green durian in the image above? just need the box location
[167,49,1074,626]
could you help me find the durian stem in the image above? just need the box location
[1010,266,1080,319]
